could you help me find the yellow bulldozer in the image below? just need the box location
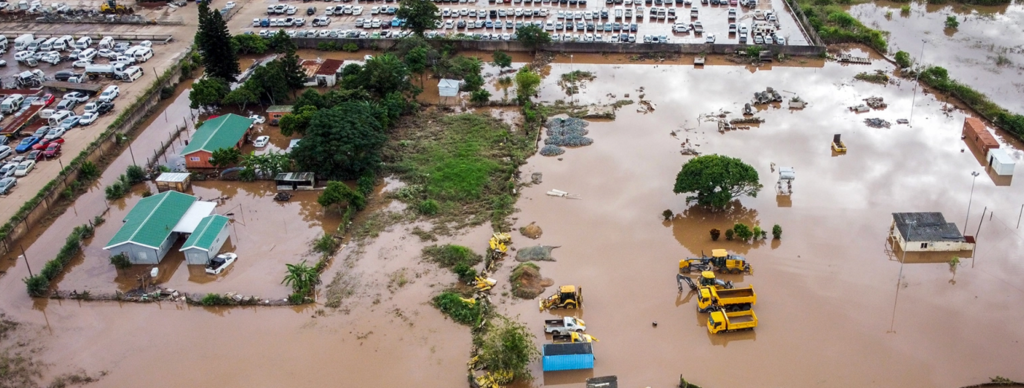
[539,285,583,311]
[100,0,131,14]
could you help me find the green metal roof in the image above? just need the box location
[105,191,197,250]
[181,113,253,155]
[180,215,229,252]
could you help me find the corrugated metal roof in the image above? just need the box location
[105,191,197,249]
[891,212,965,242]
[155,172,191,183]
[315,59,344,75]
[181,113,253,155]
[180,214,229,252]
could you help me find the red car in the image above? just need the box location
[39,94,55,106]
[32,138,65,151]
[43,143,61,158]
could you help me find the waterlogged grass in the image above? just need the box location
[433,291,482,325]
[793,0,888,52]
[384,111,536,231]
[917,66,1024,139]
[422,244,482,269]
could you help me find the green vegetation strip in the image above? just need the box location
[788,0,887,53]
[914,65,1024,139]
[23,223,95,296]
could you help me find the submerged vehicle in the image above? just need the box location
[206,252,238,275]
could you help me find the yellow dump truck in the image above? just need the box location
[707,309,758,334]
[697,285,756,313]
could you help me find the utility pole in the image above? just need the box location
[909,39,927,128]
[964,171,979,234]
[889,220,913,333]
[20,244,33,277]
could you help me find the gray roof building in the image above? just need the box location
[890,212,975,252]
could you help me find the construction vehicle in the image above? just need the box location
[677,271,733,292]
[707,309,758,334]
[553,332,599,343]
[544,317,586,335]
[474,276,496,292]
[709,249,752,274]
[539,285,583,311]
[679,256,712,273]
[100,0,132,14]
[489,233,510,255]
[697,285,756,313]
[832,133,847,153]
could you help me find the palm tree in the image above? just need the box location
[282,260,319,295]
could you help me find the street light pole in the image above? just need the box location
[889,220,914,333]
[965,171,980,234]
[909,39,927,128]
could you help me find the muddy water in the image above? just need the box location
[488,59,1024,386]
[848,1,1024,112]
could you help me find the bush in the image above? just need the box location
[288,293,307,304]
[900,4,910,14]
[945,15,959,28]
[201,293,233,306]
[772,224,782,239]
[342,43,359,52]
[710,228,721,241]
[478,316,541,381]
[423,244,482,268]
[725,228,735,240]
[24,223,94,296]
[418,199,440,215]
[126,164,146,184]
[104,182,127,200]
[733,223,754,241]
[752,226,763,240]
[894,51,912,68]
[662,209,674,221]
[470,89,492,105]
[453,263,477,283]
[312,233,340,256]
[745,46,762,57]
[432,291,481,325]
[79,161,99,180]
[357,174,375,197]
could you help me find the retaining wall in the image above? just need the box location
[295,38,826,56]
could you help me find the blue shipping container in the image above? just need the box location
[542,343,595,372]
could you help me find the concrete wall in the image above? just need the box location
[293,38,826,57]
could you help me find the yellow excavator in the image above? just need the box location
[539,285,583,311]
[677,271,734,292]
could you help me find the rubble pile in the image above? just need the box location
[864,118,891,128]
[753,87,783,104]
[544,117,594,148]
[864,96,887,109]
[540,145,566,156]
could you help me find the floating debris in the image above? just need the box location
[863,96,887,109]
[730,117,765,124]
[531,172,543,184]
[540,145,565,156]
[788,96,806,109]
[897,118,909,124]
[849,104,870,113]
[864,118,891,128]
[753,87,783,105]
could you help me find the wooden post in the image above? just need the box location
[21,245,33,277]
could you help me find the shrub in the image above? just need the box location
[478,316,541,381]
[342,43,359,52]
[894,51,912,68]
[423,244,481,268]
[200,293,233,306]
[725,229,735,240]
[126,164,146,184]
[662,209,674,221]
[104,182,127,200]
[752,225,763,240]
[745,45,762,58]
[432,291,481,325]
[945,15,959,28]
[470,89,492,105]
[288,293,307,304]
[772,224,782,239]
[312,233,340,256]
[453,263,477,283]
[357,174,375,197]
[900,4,910,14]
[418,199,440,215]
[710,228,721,241]
[733,223,754,241]
[79,161,99,180]
[109,252,131,271]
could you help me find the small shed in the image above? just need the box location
[275,172,316,190]
[180,214,230,265]
[889,212,975,252]
[987,148,1015,176]
[438,79,460,98]
[266,105,293,121]
[314,59,344,87]
[155,172,192,193]
[962,117,998,152]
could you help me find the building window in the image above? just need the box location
[920,243,928,249]
[189,157,200,162]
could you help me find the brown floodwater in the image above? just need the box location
[5,49,1024,387]
[847,1,1024,112]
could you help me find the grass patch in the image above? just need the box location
[916,65,1024,139]
[432,291,482,325]
[854,71,890,84]
[325,267,359,309]
[383,111,536,231]
[422,244,482,269]
[352,211,408,241]
[789,0,888,52]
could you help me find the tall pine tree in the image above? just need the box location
[196,2,240,82]
[270,31,305,91]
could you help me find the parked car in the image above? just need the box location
[0,177,15,194]
[14,160,35,177]
[0,163,17,178]
[206,252,238,275]
[64,91,89,103]
[59,115,81,130]
[43,143,61,158]
[26,150,42,161]
[32,138,63,151]
[32,127,49,138]
[249,115,266,124]
[45,127,67,140]
[56,99,77,111]
[79,112,98,125]
[83,102,99,114]
[253,135,270,148]
[39,94,55,106]
[0,145,10,160]
[73,59,91,68]
[96,102,114,115]
[14,137,39,153]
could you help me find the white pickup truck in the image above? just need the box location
[544,317,587,335]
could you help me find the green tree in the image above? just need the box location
[125,164,146,184]
[291,102,387,179]
[356,53,410,97]
[293,89,327,111]
[188,77,230,109]
[240,151,291,181]
[516,24,551,53]
[222,85,259,111]
[396,0,441,36]
[317,181,367,212]
[479,316,541,381]
[894,50,912,68]
[492,50,513,71]
[405,45,429,87]
[672,155,763,209]
[209,147,242,169]
[232,33,268,54]
[276,36,306,90]
[195,2,240,81]
[945,15,959,29]
[279,105,319,136]
[733,223,753,241]
[514,66,541,104]
[246,61,291,104]
[464,73,484,92]
[281,260,319,295]
[470,89,491,105]
[269,29,293,52]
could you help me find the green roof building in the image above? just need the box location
[104,191,198,265]
[180,215,231,265]
[181,113,254,169]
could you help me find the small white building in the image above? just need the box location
[986,148,1015,176]
[889,212,975,252]
[438,79,460,98]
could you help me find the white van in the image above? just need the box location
[98,37,114,50]
[13,34,32,51]
[122,66,143,82]
[52,36,70,51]
[40,37,56,51]
[26,38,45,52]
[0,35,8,48]
[1,95,25,114]
[132,47,153,62]
[39,109,55,119]
[78,48,97,61]
[75,36,92,50]
[48,110,72,126]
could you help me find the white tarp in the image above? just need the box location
[438,79,460,97]
[172,201,217,233]
[779,167,796,180]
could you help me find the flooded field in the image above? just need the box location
[3,32,1024,388]
[847,1,1024,112]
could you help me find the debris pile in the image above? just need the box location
[864,118,891,128]
[519,222,543,239]
[753,87,783,104]
[515,245,560,262]
[540,145,565,156]
[864,96,887,109]
[730,117,765,124]
[543,117,594,152]
[273,192,291,201]
[788,96,806,109]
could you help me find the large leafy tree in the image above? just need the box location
[208,147,241,170]
[405,45,428,87]
[232,33,267,54]
[317,181,367,213]
[353,53,410,98]
[479,316,541,381]
[291,103,387,180]
[188,77,229,109]
[222,85,259,111]
[516,24,551,53]
[673,154,762,209]
[492,50,513,71]
[396,0,440,36]
[279,105,319,136]
[196,2,240,81]
[514,66,541,104]
[271,31,306,90]
[246,61,291,104]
